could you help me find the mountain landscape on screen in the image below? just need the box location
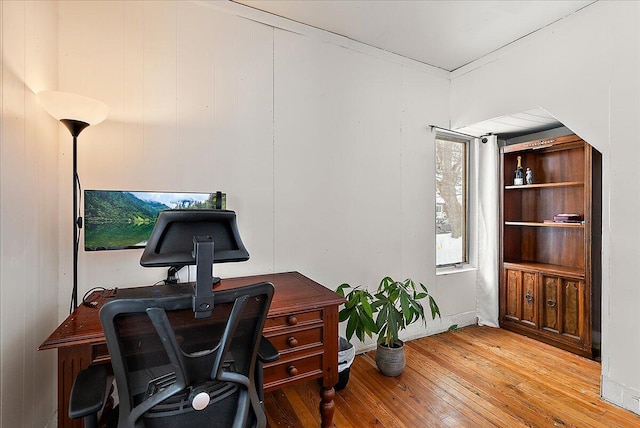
[84,190,220,250]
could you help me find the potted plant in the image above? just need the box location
[336,276,440,376]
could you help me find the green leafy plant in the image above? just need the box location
[337,276,441,348]
[336,283,378,343]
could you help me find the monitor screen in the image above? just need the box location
[83,190,225,251]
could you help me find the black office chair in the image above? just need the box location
[69,282,277,428]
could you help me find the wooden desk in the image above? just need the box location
[40,271,344,428]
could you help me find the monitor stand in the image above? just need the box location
[192,236,215,318]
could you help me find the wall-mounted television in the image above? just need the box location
[83,190,225,251]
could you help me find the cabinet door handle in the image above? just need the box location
[287,336,299,347]
[547,299,557,307]
[525,292,533,303]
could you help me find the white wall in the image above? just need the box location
[57,0,475,351]
[450,1,640,414]
[58,0,278,314]
[0,1,59,426]
[0,1,480,424]
[9,0,637,425]
[10,0,637,425]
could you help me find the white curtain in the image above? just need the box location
[476,135,500,327]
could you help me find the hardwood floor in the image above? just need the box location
[264,326,640,427]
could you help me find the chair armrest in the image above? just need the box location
[69,364,108,420]
[257,336,279,363]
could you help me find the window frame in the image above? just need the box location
[435,133,471,269]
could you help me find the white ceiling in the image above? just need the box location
[233,0,596,137]
[234,0,594,72]
[456,108,562,140]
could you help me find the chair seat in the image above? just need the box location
[140,379,238,417]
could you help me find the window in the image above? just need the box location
[435,135,468,267]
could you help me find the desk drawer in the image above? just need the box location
[266,326,323,355]
[263,352,323,388]
[92,342,110,364]
[265,310,322,331]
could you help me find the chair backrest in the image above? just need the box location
[99,282,274,428]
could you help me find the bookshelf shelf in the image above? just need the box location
[504,221,584,228]
[504,181,583,190]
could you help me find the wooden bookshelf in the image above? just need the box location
[499,133,601,358]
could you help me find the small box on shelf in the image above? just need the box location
[552,213,582,223]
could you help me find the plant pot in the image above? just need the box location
[375,340,405,377]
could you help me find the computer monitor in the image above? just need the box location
[140,209,249,270]
[84,190,226,251]
[140,209,250,317]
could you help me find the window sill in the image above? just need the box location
[436,264,477,276]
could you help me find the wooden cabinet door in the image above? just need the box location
[540,274,585,341]
[521,271,538,328]
[504,268,521,323]
[561,277,585,340]
[541,275,560,333]
[504,268,537,328]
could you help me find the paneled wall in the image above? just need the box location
[450,0,640,414]
[59,1,278,306]
[0,1,477,424]
[57,0,474,346]
[0,1,59,426]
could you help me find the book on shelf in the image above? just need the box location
[553,213,582,222]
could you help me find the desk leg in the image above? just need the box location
[320,304,339,427]
[320,386,336,427]
[58,346,92,428]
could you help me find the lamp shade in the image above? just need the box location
[38,91,109,126]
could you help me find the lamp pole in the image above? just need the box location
[61,119,90,311]
[37,90,109,313]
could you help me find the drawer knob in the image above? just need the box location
[287,365,299,377]
[287,315,298,326]
[287,337,299,347]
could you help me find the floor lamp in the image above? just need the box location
[38,91,109,313]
